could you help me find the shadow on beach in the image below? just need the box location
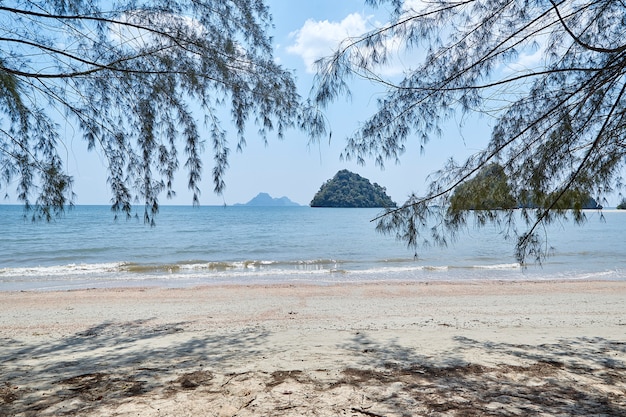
[0,319,270,416]
[1,321,626,416]
[337,333,626,416]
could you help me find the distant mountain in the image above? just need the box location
[310,170,396,208]
[235,192,300,207]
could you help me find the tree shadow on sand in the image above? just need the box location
[2,323,626,416]
[0,319,270,416]
[333,334,626,416]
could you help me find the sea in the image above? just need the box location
[1,205,624,291]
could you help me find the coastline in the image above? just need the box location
[2,279,625,416]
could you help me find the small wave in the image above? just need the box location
[376,258,417,264]
[0,262,124,278]
[111,259,350,276]
[0,259,349,280]
[472,263,521,270]
[121,263,183,273]
[121,261,273,273]
[422,265,450,271]
[295,259,342,266]
[557,269,625,281]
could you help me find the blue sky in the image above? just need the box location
[21,1,495,206]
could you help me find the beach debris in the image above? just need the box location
[176,370,214,390]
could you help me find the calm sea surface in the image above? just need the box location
[1,205,624,290]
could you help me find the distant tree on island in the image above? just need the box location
[535,190,602,211]
[450,164,517,211]
[618,199,626,210]
[310,170,396,208]
[450,164,602,211]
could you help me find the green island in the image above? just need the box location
[310,170,396,208]
[450,163,602,210]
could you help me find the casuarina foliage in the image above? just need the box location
[312,0,625,262]
[0,1,324,224]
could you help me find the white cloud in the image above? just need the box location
[514,47,546,71]
[401,0,428,14]
[500,37,549,76]
[287,13,371,73]
[286,6,428,78]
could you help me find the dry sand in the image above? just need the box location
[1,280,625,416]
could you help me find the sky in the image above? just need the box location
[8,1,496,207]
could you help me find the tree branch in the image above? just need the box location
[549,0,626,54]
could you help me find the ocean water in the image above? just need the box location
[0,205,624,290]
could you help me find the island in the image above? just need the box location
[235,192,300,207]
[450,163,602,210]
[310,170,396,208]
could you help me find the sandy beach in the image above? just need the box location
[1,280,625,416]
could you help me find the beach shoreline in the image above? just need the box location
[2,279,625,416]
